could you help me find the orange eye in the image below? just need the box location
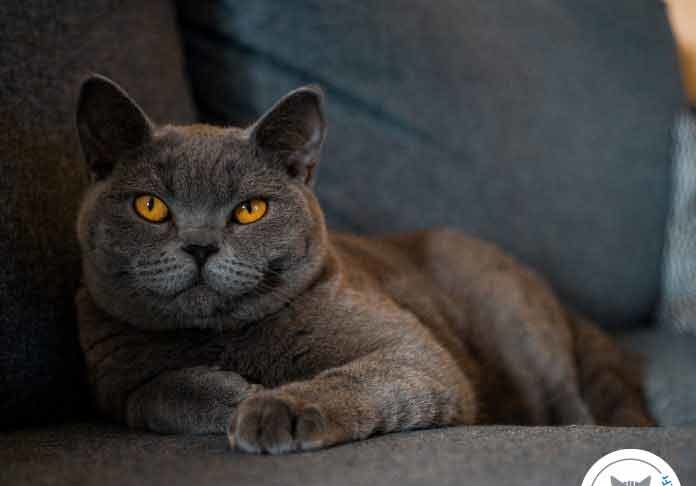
[233,199,267,224]
[133,195,170,223]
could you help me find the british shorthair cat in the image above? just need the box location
[75,75,653,454]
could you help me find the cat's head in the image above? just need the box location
[76,75,328,330]
[611,476,651,486]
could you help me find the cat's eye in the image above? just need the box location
[133,194,170,223]
[233,199,267,225]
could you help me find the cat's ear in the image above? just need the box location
[250,85,326,184]
[610,477,623,486]
[639,477,651,486]
[76,74,153,180]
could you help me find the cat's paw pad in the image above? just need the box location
[228,393,329,454]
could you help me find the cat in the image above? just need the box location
[611,477,651,486]
[75,74,654,454]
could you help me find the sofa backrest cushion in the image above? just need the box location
[0,0,195,428]
[178,0,683,327]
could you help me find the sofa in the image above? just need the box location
[1,1,694,484]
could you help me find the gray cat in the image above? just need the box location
[75,75,653,454]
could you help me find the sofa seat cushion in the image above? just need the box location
[2,422,694,486]
[3,329,695,484]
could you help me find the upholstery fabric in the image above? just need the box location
[1,422,694,486]
[619,329,696,426]
[659,107,696,334]
[0,0,195,429]
[177,0,682,327]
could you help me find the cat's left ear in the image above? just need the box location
[250,86,326,184]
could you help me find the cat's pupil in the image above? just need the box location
[242,202,251,213]
[146,197,155,211]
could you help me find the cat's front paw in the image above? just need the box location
[228,392,331,454]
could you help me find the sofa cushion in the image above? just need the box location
[0,0,195,429]
[178,0,682,327]
[619,328,696,426]
[659,107,696,334]
[1,421,694,486]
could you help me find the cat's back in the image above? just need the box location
[329,227,519,290]
[329,228,513,367]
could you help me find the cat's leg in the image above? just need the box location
[126,366,263,434]
[572,316,654,426]
[228,338,476,454]
[78,289,263,434]
[465,267,595,425]
[421,229,593,424]
[452,261,652,425]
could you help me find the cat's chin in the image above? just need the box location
[173,284,227,318]
[164,285,290,330]
[169,284,262,329]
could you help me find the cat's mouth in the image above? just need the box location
[165,255,294,320]
[172,279,216,297]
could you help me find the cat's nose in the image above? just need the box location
[182,243,219,266]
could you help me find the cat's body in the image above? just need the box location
[76,76,653,454]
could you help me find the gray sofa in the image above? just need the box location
[1,1,694,484]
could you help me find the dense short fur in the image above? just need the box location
[75,75,653,454]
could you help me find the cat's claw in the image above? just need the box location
[228,392,330,454]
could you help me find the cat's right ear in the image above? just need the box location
[250,85,326,184]
[76,74,153,180]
